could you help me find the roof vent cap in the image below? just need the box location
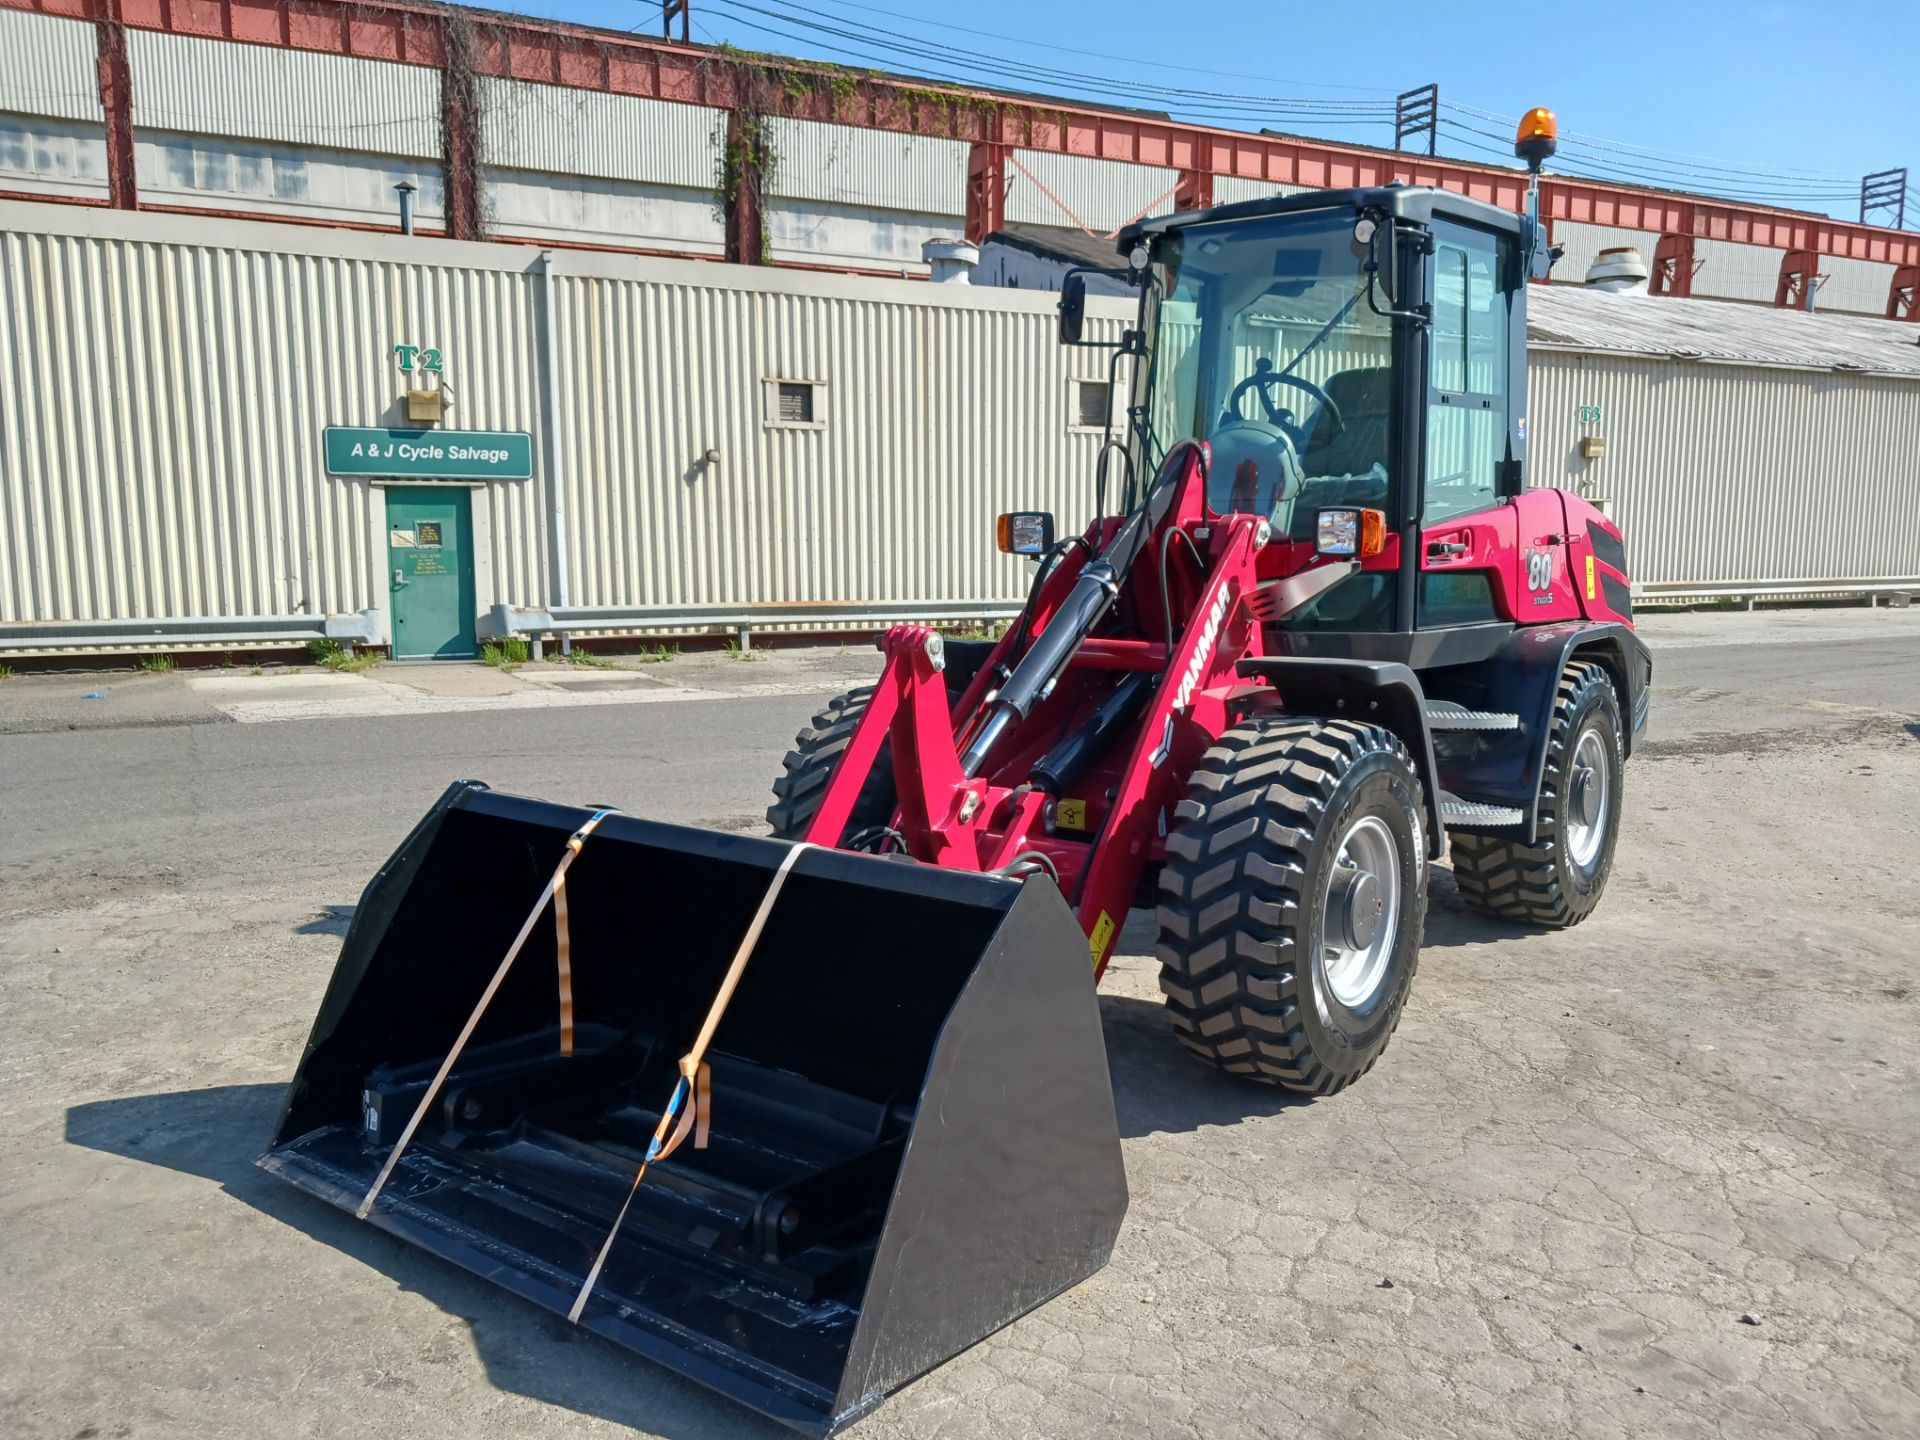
[1587,246,1650,294]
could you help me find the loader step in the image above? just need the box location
[1437,791,1526,828]
[1424,700,1520,732]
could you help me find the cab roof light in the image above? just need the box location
[1515,107,1558,169]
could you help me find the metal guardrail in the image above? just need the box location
[0,609,384,655]
[1636,578,1920,605]
[7,580,1911,659]
[486,599,1022,648]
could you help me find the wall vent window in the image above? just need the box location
[1075,379,1111,429]
[777,382,815,424]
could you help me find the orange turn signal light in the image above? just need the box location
[1358,508,1386,558]
[996,510,1055,557]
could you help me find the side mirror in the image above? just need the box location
[996,511,1056,557]
[1057,274,1086,345]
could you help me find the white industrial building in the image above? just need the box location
[2,3,1914,312]
[2,197,1917,660]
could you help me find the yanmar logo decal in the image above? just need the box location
[1175,584,1233,712]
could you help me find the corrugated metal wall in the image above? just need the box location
[1213,178,1310,206]
[548,255,1122,614]
[0,207,544,629]
[768,119,967,215]
[1816,254,1897,317]
[0,8,102,123]
[128,30,440,159]
[1007,150,1180,232]
[1529,350,1920,585]
[3,198,1916,650]
[480,79,721,188]
[0,200,1127,640]
[1692,237,1785,305]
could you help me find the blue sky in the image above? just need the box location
[519,0,1916,223]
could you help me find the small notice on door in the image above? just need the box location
[416,521,443,547]
[389,529,415,548]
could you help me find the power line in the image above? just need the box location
[1442,99,1855,183]
[776,0,1401,98]
[693,0,1888,218]
[705,0,1398,124]
[1437,118,1860,202]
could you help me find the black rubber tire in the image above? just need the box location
[766,687,898,842]
[1156,717,1428,1095]
[1451,660,1624,928]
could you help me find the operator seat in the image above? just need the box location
[1299,367,1392,478]
[1291,366,1393,542]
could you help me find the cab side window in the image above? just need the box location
[1426,233,1508,524]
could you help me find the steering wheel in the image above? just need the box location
[1222,359,1344,453]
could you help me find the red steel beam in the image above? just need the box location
[964,142,1007,245]
[1887,264,1919,320]
[438,12,482,239]
[92,0,137,208]
[7,0,1919,270]
[1775,248,1820,310]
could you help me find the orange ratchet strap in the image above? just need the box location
[355,808,614,1221]
[567,841,812,1324]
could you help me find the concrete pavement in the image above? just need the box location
[3,609,1919,1440]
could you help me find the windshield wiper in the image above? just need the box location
[1280,287,1364,379]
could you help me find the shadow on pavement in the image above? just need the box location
[1419,864,1543,949]
[64,1084,787,1440]
[1098,992,1313,1138]
[294,904,355,936]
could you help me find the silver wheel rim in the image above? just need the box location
[1565,727,1611,871]
[1318,814,1401,1011]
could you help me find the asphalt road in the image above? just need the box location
[3,609,1918,1440]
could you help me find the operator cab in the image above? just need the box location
[1111,186,1535,642]
[1148,209,1397,538]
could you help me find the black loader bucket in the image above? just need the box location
[260,781,1127,1435]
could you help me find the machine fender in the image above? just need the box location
[1234,656,1445,858]
[1432,621,1650,841]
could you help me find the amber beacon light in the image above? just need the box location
[1515,107,1558,170]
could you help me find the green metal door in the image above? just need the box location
[387,487,476,659]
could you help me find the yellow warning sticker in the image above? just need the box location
[1585,553,1597,600]
[1089,910,1115,969]
[1056,797,1088,831]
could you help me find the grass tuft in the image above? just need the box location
[481,637,530,669]
[306,638,381,673]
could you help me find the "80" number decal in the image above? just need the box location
[1525,548,1556,592]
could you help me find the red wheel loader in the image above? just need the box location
[263,112,1648,1436]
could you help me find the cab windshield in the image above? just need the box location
[1144,210,1393,536]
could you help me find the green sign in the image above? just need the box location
[323,427,533,480]
[393,343,444,375]
[1578,404,1603,425]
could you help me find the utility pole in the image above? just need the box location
[1394,84,1438,157]
[1860,168,1907,228]
[662,0,689,42]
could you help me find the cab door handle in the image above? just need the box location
[1426,540,1469,558]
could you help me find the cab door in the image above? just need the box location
[1417,223,1524,629]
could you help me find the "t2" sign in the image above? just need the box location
[394,344,445,375]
